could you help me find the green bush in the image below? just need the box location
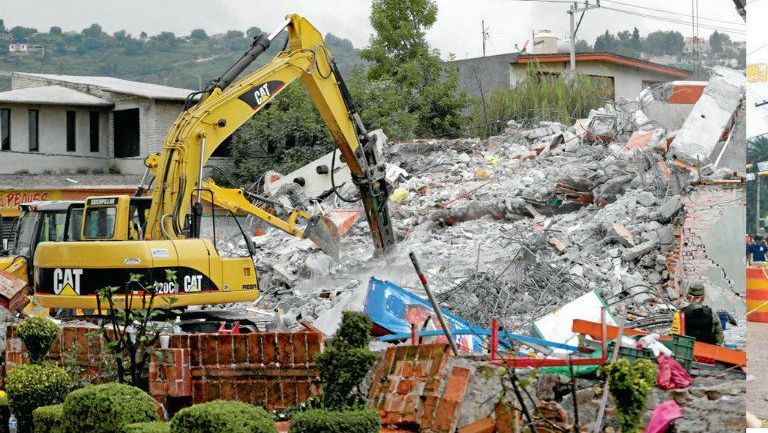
[123,422,170,433]
[289,408,380,433]
[0,391,9,433]
[315,312,377,409]
[60,383,158,433]
[32,404,63,433]
[17,316,59,363]
[602,358,658,433]
[6,363,70,433]
[169,400,276,433]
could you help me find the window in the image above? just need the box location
[113,108,140,157]
[28,109,39,152]
[89,111,99,152]
[37,212,67,243]
[83,207,116,239]
[66,111,76,152]
[1,108,10,151]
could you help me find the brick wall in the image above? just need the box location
[149,331,324,409]
[667,184,745,314]
[6,326,324,411]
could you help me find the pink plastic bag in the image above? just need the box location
[656,354,692,390]
[645,400,683,433]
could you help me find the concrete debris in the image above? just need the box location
[215,68,744,357]
[669,67,746,167]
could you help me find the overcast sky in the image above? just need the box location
[0,0,745,59]
[748,0,768,63]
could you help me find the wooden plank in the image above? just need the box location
[572,319,746,367]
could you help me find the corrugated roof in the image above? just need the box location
[0,85,113,107]
[16,73,194,101]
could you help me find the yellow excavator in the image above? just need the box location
[25,14,395,311]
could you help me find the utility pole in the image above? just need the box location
[481,20,489,57]
[759,173,762,231]
[567,1,600,74]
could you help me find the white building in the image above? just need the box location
[8,44,28,54]
[0,73,231,175]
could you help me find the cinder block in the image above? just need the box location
[262,334,277,367]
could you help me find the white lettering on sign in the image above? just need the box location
[154,281,178,295]
[183,275,203,292]
[88,198,117,206]
[151,248,170,259]
[253,83,272,106]
[53,268,83,295]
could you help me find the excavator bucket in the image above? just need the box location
[303,215,340,260]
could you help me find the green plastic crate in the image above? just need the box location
[607,334,694,372]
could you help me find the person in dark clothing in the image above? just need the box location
[671,281,723,345]
[748,234,767,264]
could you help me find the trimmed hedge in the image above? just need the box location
[289,408,380,433]
[6,363,70,433]
[123,422,170,433]
[32,404,63,433]
[60,383,158,433]
[17,316,59,363]
[169,400,276,433]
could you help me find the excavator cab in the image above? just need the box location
[81,195,153,241]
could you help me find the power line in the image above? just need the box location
[601,0,743,26]
[599,6,746,35]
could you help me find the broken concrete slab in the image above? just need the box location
[622,239,659,261]
[624,129,665,154]
[669,69,745,166]
[606,223,635,247]
[657,195,683,222]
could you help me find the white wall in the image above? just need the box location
[0,103,111,174]
[509,60,686,100]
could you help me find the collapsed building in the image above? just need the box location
[0,67,746,432]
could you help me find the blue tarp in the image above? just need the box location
[364,277,486,352]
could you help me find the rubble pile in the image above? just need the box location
[240,67,744,340]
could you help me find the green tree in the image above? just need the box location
[361,0,465,138]
[9,26,37,42]
[709,31,724,54]
[223,30,246,51]
[631,27,641,50]
[190,28,208,41]
[152,31,177,50]
[594,30,618,52]
[0,19,5,33]
[644,30,684,56]
[81,24,104,50]
[49,26,62,36]
[245,26,263,39]
[575,39,592,52]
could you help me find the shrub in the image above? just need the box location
[169,400,276,433]
[0,391,9,433]
[123,422,170,433]
[6,363,70,433]
[17,316,59,363]
[60,383,158,433]
[315,312,377,409]
[32,404,63,433]
[289,408,380,433]
[602,358,658,433]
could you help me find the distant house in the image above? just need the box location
[684,36,709,55]
[0,72,232,175]
[446,51,692,102]
[8,44,28,55]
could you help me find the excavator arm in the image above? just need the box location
[146,14,395,253]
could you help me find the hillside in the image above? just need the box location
[0,22,365,91]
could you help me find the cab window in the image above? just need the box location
[83,207,116,239]
[37,212,67,243]
[67,208,83,241]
